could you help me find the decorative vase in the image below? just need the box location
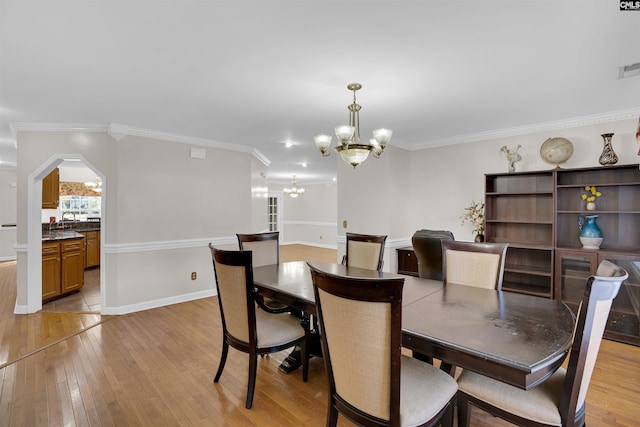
[474,234,485,243]
[508,161,516,173]
[598,133,618,166]
[586,201,596,211]
[578,215,603,249]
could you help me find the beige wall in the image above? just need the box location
[15,131,258,314]
[0,169,17,260]
[408,118,640,242]
[273,181,338,249]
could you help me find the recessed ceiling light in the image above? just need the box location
[285,141,293,148]
[301,162,307,168]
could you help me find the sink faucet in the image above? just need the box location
[61,211,76,229]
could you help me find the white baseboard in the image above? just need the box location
[101,288,217,315]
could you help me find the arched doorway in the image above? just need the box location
[23,154,106,314]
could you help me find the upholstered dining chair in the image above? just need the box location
[236,231,279,267]
[441,240,509,290]
[236,231,292,312]
[456,259,629,427]
[308,262,458,427]
[411,229,455,280]
[342,232,387,272]
[209,244,309,409]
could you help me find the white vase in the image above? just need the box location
[586,202,596,211]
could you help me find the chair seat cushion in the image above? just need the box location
[255,309,304,348]
[400,355,458,426]
[457,368,566,426]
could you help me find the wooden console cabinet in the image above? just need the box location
[396,246,419,276]
[42,236,85,301]
[485,164,640,346]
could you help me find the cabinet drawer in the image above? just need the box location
[42,242,60,255]
[61,239,84,253]
[82,230,99,240]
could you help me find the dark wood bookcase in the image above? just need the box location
[485,164,640,346]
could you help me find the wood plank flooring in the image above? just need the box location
[0,244,639,426]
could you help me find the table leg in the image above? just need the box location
[278,314,322,374]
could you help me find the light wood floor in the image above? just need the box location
[0,245,639,426]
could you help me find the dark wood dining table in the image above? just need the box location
[252,260,576,390]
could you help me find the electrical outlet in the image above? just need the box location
[191,272,197,280]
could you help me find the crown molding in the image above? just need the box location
[252,148,270,167]
[9,121,259,155]
[410,107,640,150]
[10,123,107,133]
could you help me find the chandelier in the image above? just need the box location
[84,177,102,193]
[283,175,305,198]
[314,83,392,168]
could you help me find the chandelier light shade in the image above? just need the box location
[283,175,305,198]
[314,82,392,168]
[84,177,102,193]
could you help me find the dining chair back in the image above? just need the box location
[236,231,279,267]
[342,232,387,272]
[209,244,308,409]
[411,229,455,280]
[308,261,458,427]
[456,259,629,427]
[441,240,508,290]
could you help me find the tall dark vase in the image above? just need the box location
[598,133,618,166]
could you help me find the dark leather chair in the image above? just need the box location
[308,261,458,427]
[456,260,629,427]
[209,245,309,409]
[411,230,454,280]
[342,232,387,272]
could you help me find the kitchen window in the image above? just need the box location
[59,195,101,220]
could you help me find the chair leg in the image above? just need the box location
[456,392,471,427]
[326,402,339,427]
[301,314,310,382]
[214,340,229,382]
[441,399,454,427]
[246,350,258,409]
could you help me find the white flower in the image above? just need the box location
[461,200,485,235]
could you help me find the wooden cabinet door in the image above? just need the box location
[42,243,61,300]
[554,249,597,311]
[42,168,60,209]
[84,231,100,267]
[597,252,640,346]
[61,239,84,293]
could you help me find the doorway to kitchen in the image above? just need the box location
[25,155,106,315]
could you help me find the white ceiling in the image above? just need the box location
[1,1,639,184]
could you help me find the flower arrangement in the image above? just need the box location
[461,200,485,235]
[500,145,523,172]
[581,186,602,202]
[500,144,523,163]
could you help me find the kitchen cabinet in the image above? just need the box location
[61,239,84,293]
[42,168,60,209]
[42,236,85,301]
[80,230,100,268]
[42,242,61,300]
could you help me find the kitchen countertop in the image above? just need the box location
[42,230,86,242]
